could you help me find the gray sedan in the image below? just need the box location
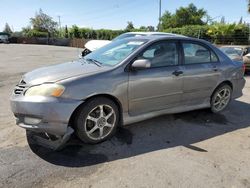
[10,36,245,146]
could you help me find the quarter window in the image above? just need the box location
[138,41,179,68]
[183,43,218,64]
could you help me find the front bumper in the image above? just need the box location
[10,95,83,136]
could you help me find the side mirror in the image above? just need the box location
[80,48,92,58]
[131,59,151,70]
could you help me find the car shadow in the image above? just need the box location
[27,100,250,167]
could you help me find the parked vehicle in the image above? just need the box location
[82,39,111,56]
[219,46,250,72]
[82,32,185,56]
[11,36,245,148]
[0,32,10,44]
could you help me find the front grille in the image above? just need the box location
[14,80,28,95]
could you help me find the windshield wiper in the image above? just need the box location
[85,58,102,67]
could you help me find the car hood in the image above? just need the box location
[22,60,108,85]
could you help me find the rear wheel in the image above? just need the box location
[75,97,119,144]
[211,84,232,113]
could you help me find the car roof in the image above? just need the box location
[124,35,216,48]
[127,34,192,41]
[126,31,171,35]
[124,31,186,37]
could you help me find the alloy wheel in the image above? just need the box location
[213,88,231,112]
[84,104,116,140]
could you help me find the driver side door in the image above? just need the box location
[128,40,183,116]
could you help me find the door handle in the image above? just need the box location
[172,70,183,76]
[212,66,218,72]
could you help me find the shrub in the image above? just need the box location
[164,24,249,45]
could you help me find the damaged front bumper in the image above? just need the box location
[10,95,83,149]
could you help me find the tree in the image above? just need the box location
[21,26,32,36]
[30,9,58,35]
[220,16,226,24]
[160,3,207,29]
[69,25,80,38]
[160,11,174,30]
[248,0,250,13]
[147,26,155,31]
[65,25,69,38]
[3,23,12,34]
[238,17,243,24]
[208,24,236,44]
[126,21,134,31]
[139,26,147,31]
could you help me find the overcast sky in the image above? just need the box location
[0,0,249,31]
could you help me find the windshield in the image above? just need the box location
[84,38,148,66]
[220,47,243,56]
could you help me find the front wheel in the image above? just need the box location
[211,84,232,113]
[75,97,119,144]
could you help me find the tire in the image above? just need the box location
[211,84,232,113]
[74,97,119,144]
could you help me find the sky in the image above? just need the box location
[0,0,250,32]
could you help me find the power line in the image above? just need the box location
[62,0,147,26]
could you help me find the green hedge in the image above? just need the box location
[68,26,123,40]
[22,24,250,45]
[68,24,249,45]
[164,25,210,39]
[164,24,249,45]
[24,30,48,38]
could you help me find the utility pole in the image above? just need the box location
[158,0,162,31]
[248,1,250,44]
[58,16,62,37]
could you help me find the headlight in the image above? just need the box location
[25,84,65,97]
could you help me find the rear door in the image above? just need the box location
[180,41,221,105]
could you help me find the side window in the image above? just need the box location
[183,42,218,64]
[211,51,219,62]
[138,41,179,68]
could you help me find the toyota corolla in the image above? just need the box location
[10,36,245,147]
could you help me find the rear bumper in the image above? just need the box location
[10,95,83,136]
[232,78,246,99]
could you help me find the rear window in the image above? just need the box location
[183,42,219,64]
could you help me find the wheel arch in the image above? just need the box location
[216,80,233,90]
[68,94,124,129]
[211,80,233,100]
